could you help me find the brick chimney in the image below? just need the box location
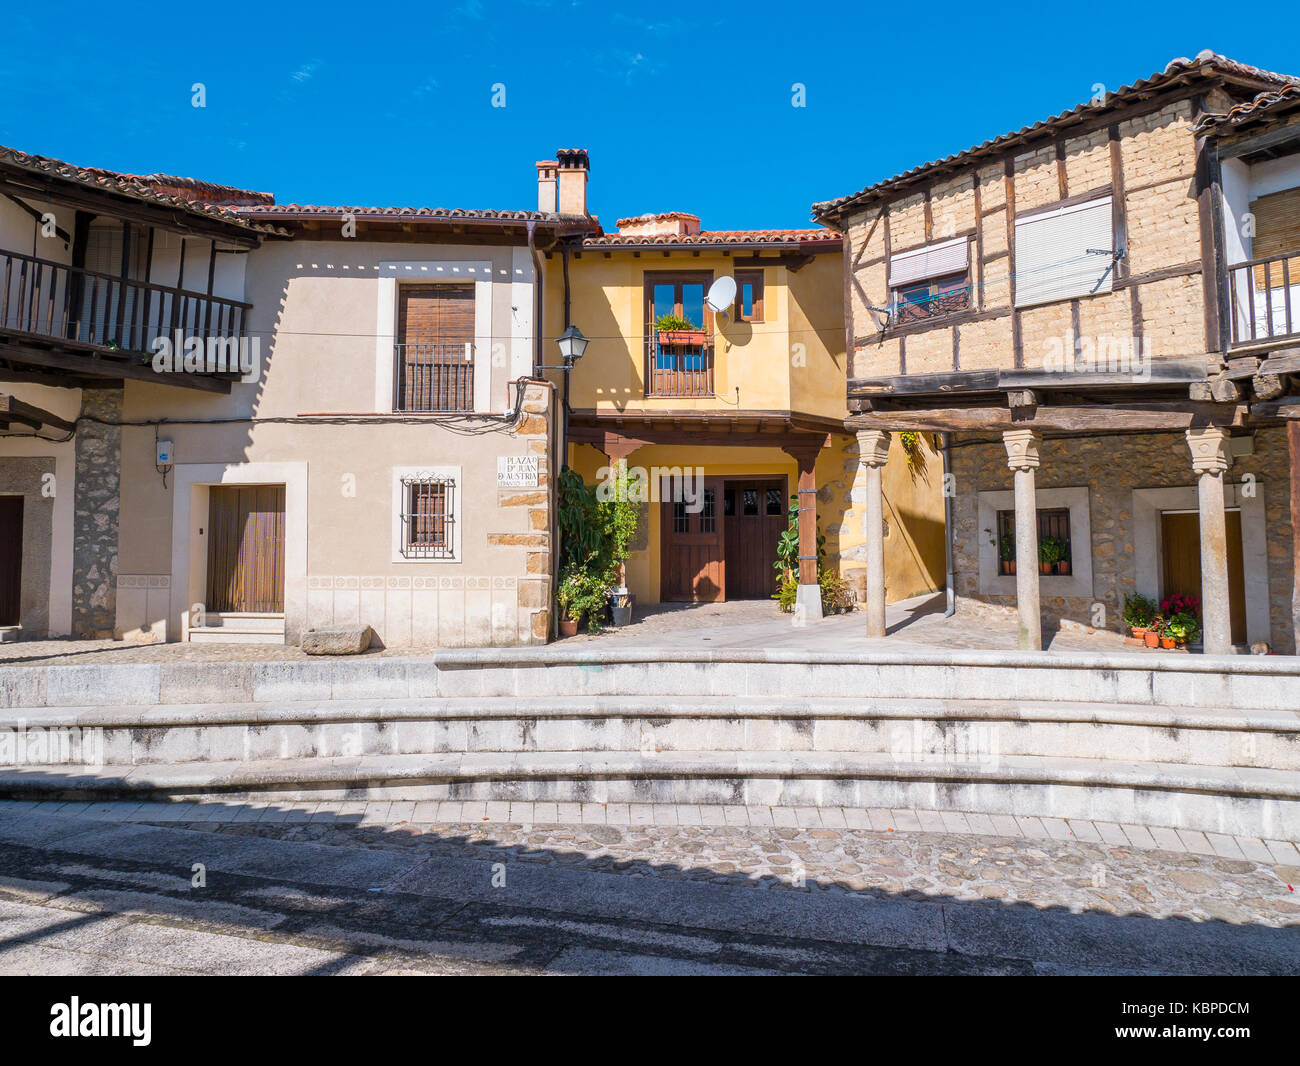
[555,148,590,216]
[614,212,701,237]
[536,159,558,213]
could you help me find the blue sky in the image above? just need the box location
[2,2,1296,231]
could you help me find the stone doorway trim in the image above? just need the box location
[1131,483,1269,646]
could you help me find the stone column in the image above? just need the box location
[1003,429,1042,651]
[72,388,121,639]
[856,430,891,638]
[1186,426,1232,655]
[783,441,823,622]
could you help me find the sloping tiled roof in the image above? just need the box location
[234,203,596,227]
[0,144,285,237]
[813,51,1300,222]
[1193,84,1300,135]
[581,227,841,249]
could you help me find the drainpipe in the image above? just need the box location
[941,431,955,617]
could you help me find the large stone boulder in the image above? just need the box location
[301,625,374,656]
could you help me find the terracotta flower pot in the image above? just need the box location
[559,618,579,637]
[1131,627,1148,641]
[1000,560,1015,575]
[1160,636,1176,649]
[1144,630,1160,648]
[658,329,706,347]
[1038,561,1052,575]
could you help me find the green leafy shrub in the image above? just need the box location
[556,464,641,631]
[654,312,699,332]
[1122,593,1157,630]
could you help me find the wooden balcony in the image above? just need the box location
[0,247,249,391]
[645,330,714,398]
[1228,249,1300,348]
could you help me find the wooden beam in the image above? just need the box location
[0,343,232,393]
[0,393,76,432]
[847,402,1247,433]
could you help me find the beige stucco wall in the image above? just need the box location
[112,238,555,647]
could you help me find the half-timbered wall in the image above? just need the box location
[845,98,1212,379]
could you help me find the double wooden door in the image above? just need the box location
[659,477,787,602]
[206,486,286,613]
[1160,510,1246,644]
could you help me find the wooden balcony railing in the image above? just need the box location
[394,342,475,412]
[645,329,714,398]
[0,247,249,357]
[1228,249,1300,347]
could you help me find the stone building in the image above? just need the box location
[813,52,1300,653]
[0,144,582,646]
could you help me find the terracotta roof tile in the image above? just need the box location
[1193,84,1300,135]
[0,144,285,237]
[235,203,595,226]
[813,52,1300,221]
[581,227,840,249]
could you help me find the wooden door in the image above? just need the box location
[723,479,788,599]
[1160,511,1246,644]
[207,486,286,613]
[0,496,23,626]
[397,284,475,411]
[660,478,723,602]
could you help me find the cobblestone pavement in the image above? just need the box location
[1,801,1295,975]
[0,593,1168,665]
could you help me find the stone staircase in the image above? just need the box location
[186,612,285,645]
[1,648,1298,839]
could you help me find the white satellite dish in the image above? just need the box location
[706,275,737,313]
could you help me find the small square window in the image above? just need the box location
[400,475,456,559]
[734,270,764,322]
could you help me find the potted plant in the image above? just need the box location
[1122,593,1157,640]
[1145,615,1163,648]
[1166,611,1201,648]
[1157,617,1177,650]
[997,530,1016,576]
[1038,535,1065,576]
[557,571,584,637]
[1161,592,1201,621]
[655,312,706,348]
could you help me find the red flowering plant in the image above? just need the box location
[1161,592,1201,620]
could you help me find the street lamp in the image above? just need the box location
[555,323,588,364]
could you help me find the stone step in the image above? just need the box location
[187,629,285,645]
[5,647,1298,711]
[2,751,1297,839]
[6,696,1300,770]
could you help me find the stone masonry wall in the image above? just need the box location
[949,426,1295,653]
[489,381,554,643]
[71,389,120,638]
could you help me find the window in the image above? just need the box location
[395,284,475,412]
[734,269,764,321]
[1013,195,1114,308]
[888,236,970,323]
[399,474,456,559]
[995,507,1072,576]
[645,272,713,397]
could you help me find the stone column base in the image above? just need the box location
[794,583,824,624]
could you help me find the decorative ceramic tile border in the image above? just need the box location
[117,575,170,589]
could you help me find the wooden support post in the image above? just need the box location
[856,430,891,638]
[1003,429,1042,651]
[1289,422,1300,654]
[1187,426,1233,654]
[783,441,823,622]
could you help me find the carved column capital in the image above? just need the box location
[855,429,892,468]
[1002,429,1041,472]
[1186,426,1231,476]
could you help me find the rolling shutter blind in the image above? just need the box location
[889,236,969,287]
[1014,196,1114,308]
[1251,187,1300,260]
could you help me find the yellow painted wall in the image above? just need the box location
[554,242,945,609]
[545,250,845,417]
